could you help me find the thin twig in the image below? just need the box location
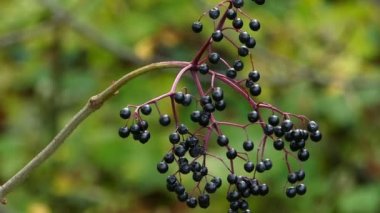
[0,61,190,204]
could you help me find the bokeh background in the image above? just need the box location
[1,0,380,212]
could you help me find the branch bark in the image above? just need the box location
[0,61,189,204]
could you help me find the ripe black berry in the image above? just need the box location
[212,30,224,42]
[263,158,272,170]
[130,124,141,135]
[233,60,244,71]
[212,87,224,101]
[232,0,244,8]
[256,161,266,173]
[140,104,152,115]
[249,19,260,31]
[192,21,203,33]
[177,124,188,135]
[259,183,269,196]
[164,152,175,163]
[215,100,226,111]
[227,173,238,184]
[268,114,280,126]
[248,110,259,123]
[175,184,186,195]
[244,161,255,172]
[118,127,130,138]
[254,0,265,5]
[227,190,241,202]
[226,68,237,79]
[174,92,184,104]
[281,119,293,132]
[205,182,217,193]
[249,83,261,96]
[307,120,319,132]
[157,161,168,173]
[182,93,192,106]
[264,124,274,135]
[310,130,322,142]
[238,45,249,57]
[245,36,256,48]
[139,130,151,143]
[190,110,201,122]
[211,177,222,188]
[203,103,215,113]
[208,52,220,64]
[298,148,310,161]
[198,63,209,74]
[138,120,149,130]
[120,107,131,119]
[274,126,284,137]
[174,145,187,157]
[209,7,220,19]
[232,18,244,29]
[180,163,191,174]
[243,140,254,151]
[217,135,229,146]
[248,70,260,82]
[286,187,296,198]
[239,31,250,44]
[296,170,306,181]
[192,172,203,182]
[226,148,238,159]
[186,197,198,208]
[159,114,171,126]
[226,8,237,20]
[177,192,188,202]
[169,132,180,144]
[198,194,210,208]
[296,183,307,195]
[287,172,298,184]
[273,138,284,150]
[200,95,212,106]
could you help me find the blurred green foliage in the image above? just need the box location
[0,0,380,212]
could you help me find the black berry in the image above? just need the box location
[226,148,238,159]
[233,60,244,71]
[120,107,131,119]
[249,83,261,96]
[273,138,284,150]
[159,114,171,126]
[217,135,229,146]
[298,148,310,161]
[157,161,168,173]
[212,30,224,42]
[140,104,152,115]
[232,18,244,29]
[226,8,237,20]
[209,7,220,19]
[238,45,249,57]
[209,52,220,64]
[244,161,255,172]
[248,70,260,82]
[226,68,237,79]
[198,63,209,74]
[243,140,254,151]
[118,127,130,138]
[296,183,307,195]
[286,187,296,198]
[249,19,260,31]
[248,110,259,123]
[192,21,203,33]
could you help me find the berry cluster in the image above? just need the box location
[118,0,322,212]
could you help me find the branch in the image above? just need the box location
[0,61,190,204]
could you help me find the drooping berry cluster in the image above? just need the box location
[118,0,322,212]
